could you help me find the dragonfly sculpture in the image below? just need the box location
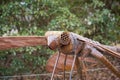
[0,31,120,80]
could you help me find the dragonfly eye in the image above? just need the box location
[60,32,70,45]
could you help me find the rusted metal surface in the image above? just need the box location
[0,36,47,50]
[74,33,120,59]
[45,31,120,79]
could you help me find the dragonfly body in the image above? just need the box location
[46,31,120,79]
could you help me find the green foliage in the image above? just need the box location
[67,0,120,44]
[0,0,120,76]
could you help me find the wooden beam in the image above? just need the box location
[0,36,47,50]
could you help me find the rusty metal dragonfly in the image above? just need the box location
[0,31,120,80]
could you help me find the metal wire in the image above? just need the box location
[69,54,77,80]
[63,54,67,80]
[51,51,61,80]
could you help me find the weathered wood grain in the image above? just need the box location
[0,36,47,50]
[46,53,97,73]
